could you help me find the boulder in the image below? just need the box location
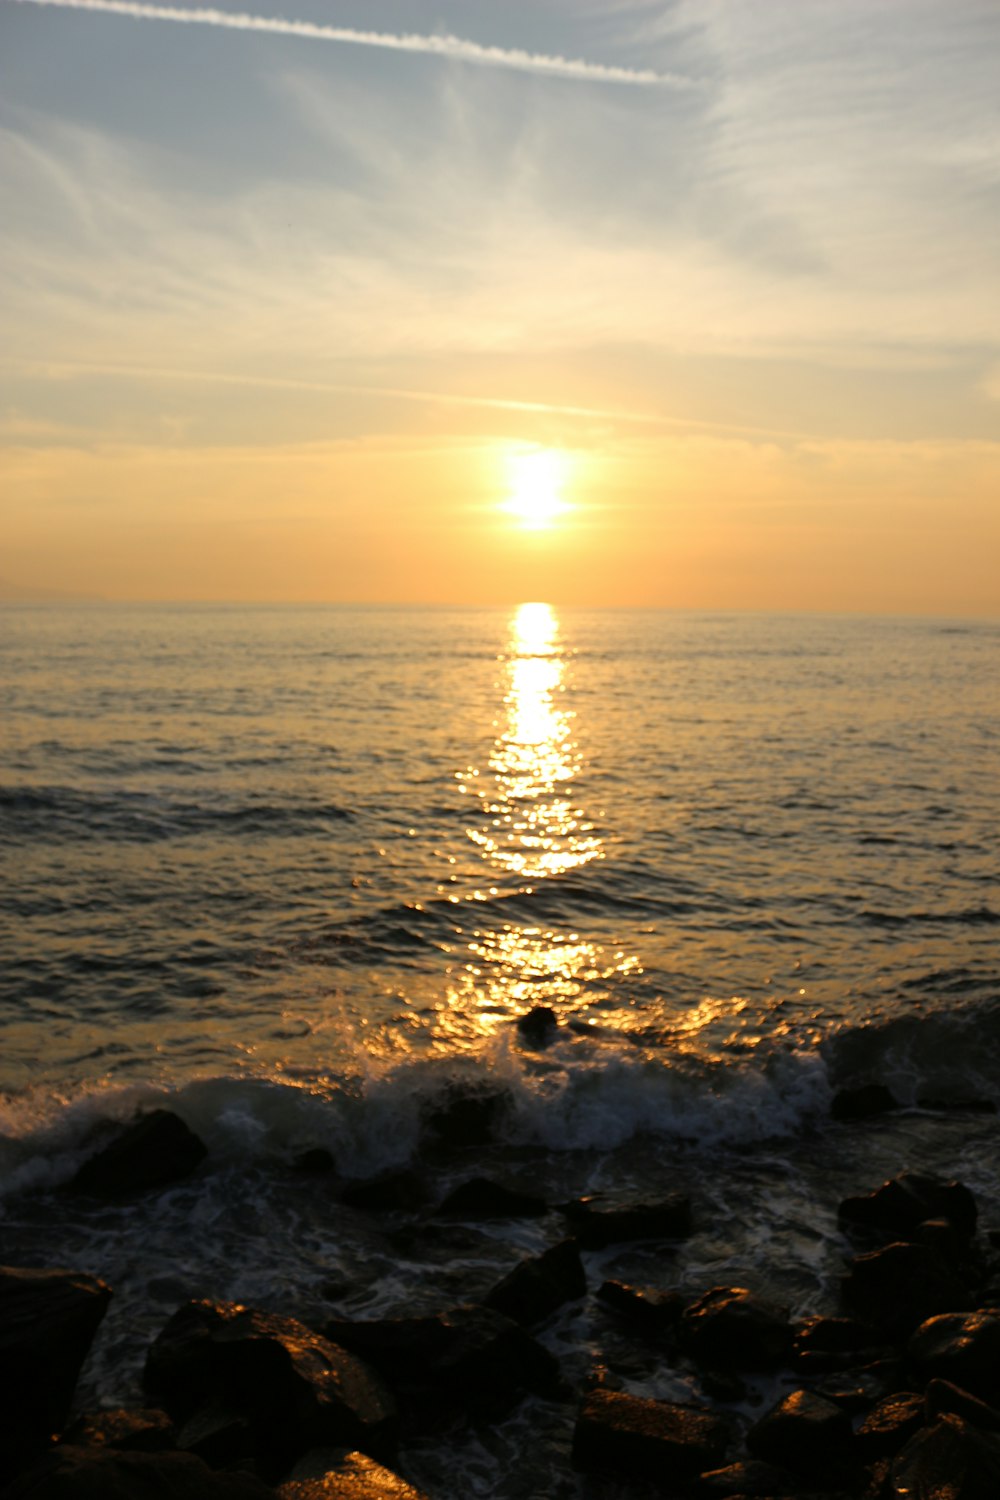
[3,1445,272,1498]
[842,1241,970,1336]
[61,1408,175,1453]
[831,1083,899,1120]
[421,1088,507,1148]
[908,1310,1000,1401]
[324,1305,563,1417]
[839,1171,977,1242]
[698,1457,799,1495]
[175,1401,256,1472]
[891,1413,1000,1500]
[853,1391,924,1461]
[484,1239,585,1326]
[559,1193,692,1248]
[746,1390,853,1474]
[792,1314,886,1373]
[571,1388,729,1485]
[434,1177,546,1219]
[278,1449,430,1498]
[70,1110,207,1198]
[925,1379,1000,1433]
[679,1286,791,1370]
[144,1300,396,1476]
[515,1007,559,1047]
[595,1280,683,1336]
[0,1266,112,1469]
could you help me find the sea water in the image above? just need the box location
[1,604,998,1494]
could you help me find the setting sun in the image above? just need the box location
[504,449,571,530]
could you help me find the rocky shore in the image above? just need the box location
[4,1096,1000,1497]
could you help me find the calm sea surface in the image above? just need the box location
[1,604,998,1494]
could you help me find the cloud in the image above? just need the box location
[6,0,696,87]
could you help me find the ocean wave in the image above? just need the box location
[0,784,353,842]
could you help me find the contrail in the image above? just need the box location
[7,0,694,88]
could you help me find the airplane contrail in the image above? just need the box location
[7,0,695,88]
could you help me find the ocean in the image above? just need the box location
[1,603,998,1495]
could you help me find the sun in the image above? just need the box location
[504,449,571,530]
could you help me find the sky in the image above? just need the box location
[1,0,998,613]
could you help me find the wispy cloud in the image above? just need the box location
[6,0,695,87]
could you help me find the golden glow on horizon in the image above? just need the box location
[504,449,571,530]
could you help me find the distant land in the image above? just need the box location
[0,577,105,604]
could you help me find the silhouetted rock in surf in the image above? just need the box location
[559,1193,692,1248]
[70,1109,207,1198]
[571,1388,730,1485]
[839,1171,978,1243]
[679,1286,792,1370]
[831,1082,899,1119]
[340,1170,428,1213]
[434,1176,546,1220]
[843,1241,971,1336]
[515,1006,559,1047]
[746,1389,854,1475]
[421,1087,508,1148]
[484,1239,585,1326]
[909,1311,1000,1401]
[595,1279,684,1336]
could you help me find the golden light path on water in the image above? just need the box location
[440,602,641,1046]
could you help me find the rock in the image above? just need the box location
[515,1007,559,1047]
[559,1193,692,1248]
[0,1266,113,1471]
[792,1315,886,1373]
[698,1457,799,1495]
[595,1280,684,1336]
[853,1392,924,1461]
[571,1388,729,1485]
[292,1149,337,1175]
[175,1401,256,1472]
[144,1300,396,1476]
[909,1311,1000,1401]
[421,1087,507,1148]
[747,1390,854,1474]
[484,1239,586,1326]
[434,1177,547,1219]
[918,1097,997,1115]
[323,1304,563,1417]
[61,1408,175,1453]
[70,1110,207,1197]
[278,1448,430,1498]
[891,1413,1000,1500]
[679,1286,791,1370]
[839,1171,978,1243]
[842,1241,971,1336]
[3,1445,273,1497]
[340,1172,427,1214]
[925,1379,1000,1433]
[831,1083,899,1120]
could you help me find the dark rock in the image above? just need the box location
[70,1110,207,1198]
[515,1006,559,1047]
[839,1171,978,1243]
[484,1239,585,1326]
[926,1379,1000,1433]
[340,1172,427,1214]
[559,1193,692,1248]
[4,1445,273,1497]
[144,1300,396,1475]
[679,1286,791,1370]
[792,1315,887,1373]
[323,1304,563,1418]
[747,1390,853,1477]
[909,1311,1000,1401]
[698,1368,748,1404]
[698,1457,799,1495]
[595,1280,684,1336]
[891,1413,1000,1500]
[61,1409,175,1453]
[810,1361,909,1413]
[831,1083,899,1120]
[571,1387,730,1484]
[842,1241,971,1336]
[175,1401,256,1471]
[421,1087,507,1148]
[292,1149,336,1175]
[853,1392,924,1461]
[918,1096,997,1114]
[0,1266,112,1471]
[434,1176,547,1219]
[278,1448,430,1498]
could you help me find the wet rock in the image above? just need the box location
[747,1390,853,1478]
[175,1401,256,1472]
[278,1448,430,1498]
[340,1172,427,1214]
[842,1241,971,1336]
[811,1361,909,1413]
[571,1387,730,1485]
[595,1279,684,1336]
[831,1083,899,1120]
[61,1408,175,1453]
[323,1304,563,1418]
[853,1391,924,1461]
[926,1379,1000,1433]
[792,1315,886,1373]
[515,1006,559,1047]
[698,1457,799,1495]
[0,1266,113,1470]
[69,1110,207,1198]
[909,1310,1000,1401]
[4,1444,273,1497]
[434,1176,547,1219]
[484,1239,586,1326]
[559,1193,692,1248]
[679,1286,791,1370]
[891,1413,1000,1500]
[144,1300,396,1476]
[421,1087,507,1148]
[839,1171,978,1243]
